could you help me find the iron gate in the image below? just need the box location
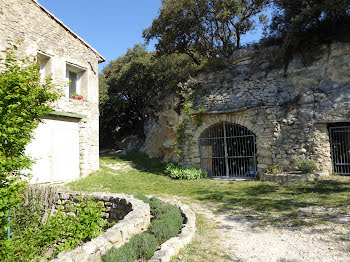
[330,126,350,175]
[199,122,257,178]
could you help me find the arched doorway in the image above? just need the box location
[199,122,257,178]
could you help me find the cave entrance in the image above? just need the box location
[199,122,257,178]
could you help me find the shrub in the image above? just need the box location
[148,209,183,244]
[299,159,318,174]
[149,198,179,220]
[0,44,59,231]
[103,196,183,262]
[130,233,158,259]
[165,163,207,180]
[136,194,180,220]
[291,158,318,174]
[103,243,137,262]
[0,197,108,262]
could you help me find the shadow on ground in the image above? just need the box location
[194,179,350,227]
[101,152,166,175]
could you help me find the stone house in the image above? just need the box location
[142,42,350,178]
[0,0,104,183]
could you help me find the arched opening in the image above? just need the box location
[199,122,257,178]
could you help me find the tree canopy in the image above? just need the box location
[99,44,198,148]
[270,0,350,54]
[271,0,350,39]
[100,0,350,148]
[143,0,270,64]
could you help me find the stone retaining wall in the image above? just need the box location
[44,191,151,262]
[260,173,323,183]
[55,191,133,224]
[26,187,197,262]
[150,199,196,262]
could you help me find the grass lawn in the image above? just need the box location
[68,152,350,228]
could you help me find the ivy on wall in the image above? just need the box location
[175,80,206,162]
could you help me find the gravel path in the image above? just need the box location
[190,203,350,262]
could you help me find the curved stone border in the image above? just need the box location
[260,172,325,183]
[150,199,196,262]
[51,192,150,262]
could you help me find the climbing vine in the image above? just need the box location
[175,80,206,161]
[0,44,59,239]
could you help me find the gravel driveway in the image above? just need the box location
[190,203,350,262]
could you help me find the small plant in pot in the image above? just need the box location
[71,93,84,101]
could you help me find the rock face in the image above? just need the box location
[142,42,350,175]
[141,96,181,162]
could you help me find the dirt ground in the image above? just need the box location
[180,202,350,262]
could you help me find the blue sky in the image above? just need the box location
[38,1,268,72]
[38,0,163,71]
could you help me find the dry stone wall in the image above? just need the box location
[52,192,150,262]
[142,42,350,175]
[25,187,151,262]
[150,198,196,262]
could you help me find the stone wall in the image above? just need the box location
[55,191,133,224]
[26,186,151,262]
[142,42,350,175]
[0,0,103,177]
[150,198,196,262]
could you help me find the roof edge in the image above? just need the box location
[32,0,105,63]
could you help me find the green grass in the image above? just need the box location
[170,214,230,262]
[68,152,350,227]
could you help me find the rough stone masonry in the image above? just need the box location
[142,42,350,176]
[0,0,104,178]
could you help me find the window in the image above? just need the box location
[38,52,52,80]
[66,63,87,99]
[67,70,79,98]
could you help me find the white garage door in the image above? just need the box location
[26,118,80,184]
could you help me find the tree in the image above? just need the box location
[0,44,59,234]
[270,0,350,52]
[143,0,270,64]
[99,44,198,148]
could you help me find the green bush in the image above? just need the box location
[103,196,184,262]
[0,197,108,262]
[299,159,318,174]
[0,44,59,231]
[165,163,207,180]
[148,209,183,244]
[135,195,180,220]
[130,233,158,259]
[291,158,318,174]
[103,243,137,262]
[149,198,178,220]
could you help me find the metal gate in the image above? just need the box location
[199,122,257,178]
[330,126,350,175]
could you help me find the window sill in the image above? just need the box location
[69,98,87,102]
